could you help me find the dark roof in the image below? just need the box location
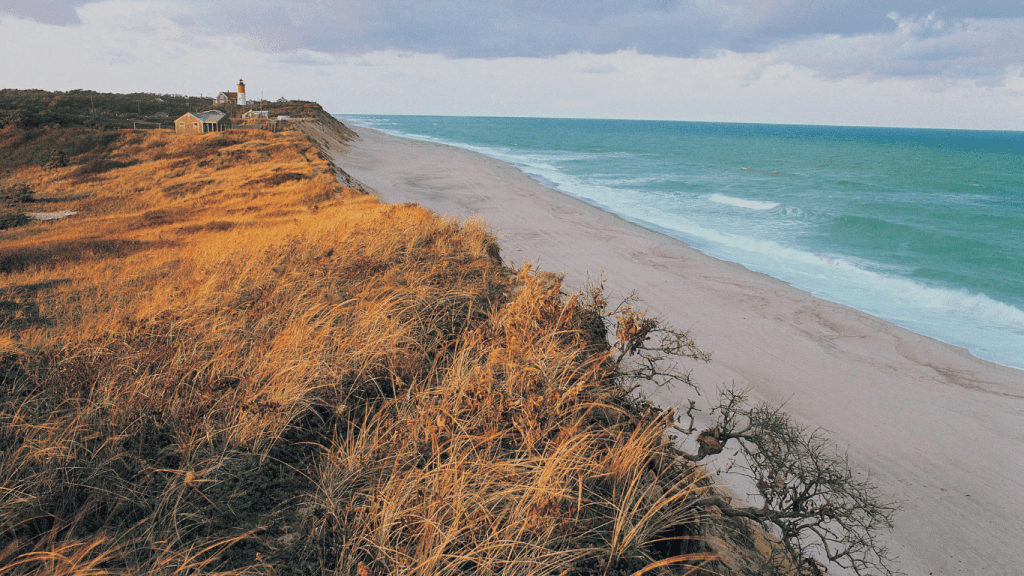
[196,110,227,122]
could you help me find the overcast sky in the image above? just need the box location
[3,0,1024,129]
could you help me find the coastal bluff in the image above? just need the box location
[1,96,819,575]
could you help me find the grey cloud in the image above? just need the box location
[173,0,1024,83]
[167,1,1024,64]
[777,15,1024,82]
[712,0,1024,52]
[182,1,725,58]
[10,0,1024,58]
[0,0,83,25]
[8,0,1024,84]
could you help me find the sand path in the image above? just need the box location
[317,124,1024,576]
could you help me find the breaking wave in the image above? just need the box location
[709,193,780,210]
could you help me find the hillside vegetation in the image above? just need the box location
[0,88,342,131]
[0,115,760,574]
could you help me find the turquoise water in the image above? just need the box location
[340,115,1024,371]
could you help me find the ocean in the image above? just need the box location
[339,115,1024,372]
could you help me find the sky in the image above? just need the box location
[2,0,1024,129]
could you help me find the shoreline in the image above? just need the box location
[316,123,1024,576]
[351,120,1024,374]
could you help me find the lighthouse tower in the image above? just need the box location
[237,79,246,106]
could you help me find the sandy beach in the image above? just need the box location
[316,123,1024,576]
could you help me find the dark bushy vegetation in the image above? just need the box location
[0,89,206,130]
[0,184,35,230]
[0,88,353,132]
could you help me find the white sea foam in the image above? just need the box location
[649,216,1024,367]
[709,193,780,210]
[571,193,1024,368]
[682,219,1024,328]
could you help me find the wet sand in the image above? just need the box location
[316,123,1024,576]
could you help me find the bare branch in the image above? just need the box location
[598,296,903,575]
[697,391,902,575]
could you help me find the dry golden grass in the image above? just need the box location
[1,125,729,575]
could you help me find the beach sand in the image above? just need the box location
[316,123,1024,576]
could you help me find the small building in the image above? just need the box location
[174,110,232,134]
[242,110,269,119]
[214,79,247,105]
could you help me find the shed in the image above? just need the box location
[174,110,232,134]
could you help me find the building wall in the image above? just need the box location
[175,115,204,135]
[174,114,232,134]
[203,120,231,132]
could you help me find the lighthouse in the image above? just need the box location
[237,79,246,106]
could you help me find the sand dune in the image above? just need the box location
[317,123,1024,576]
